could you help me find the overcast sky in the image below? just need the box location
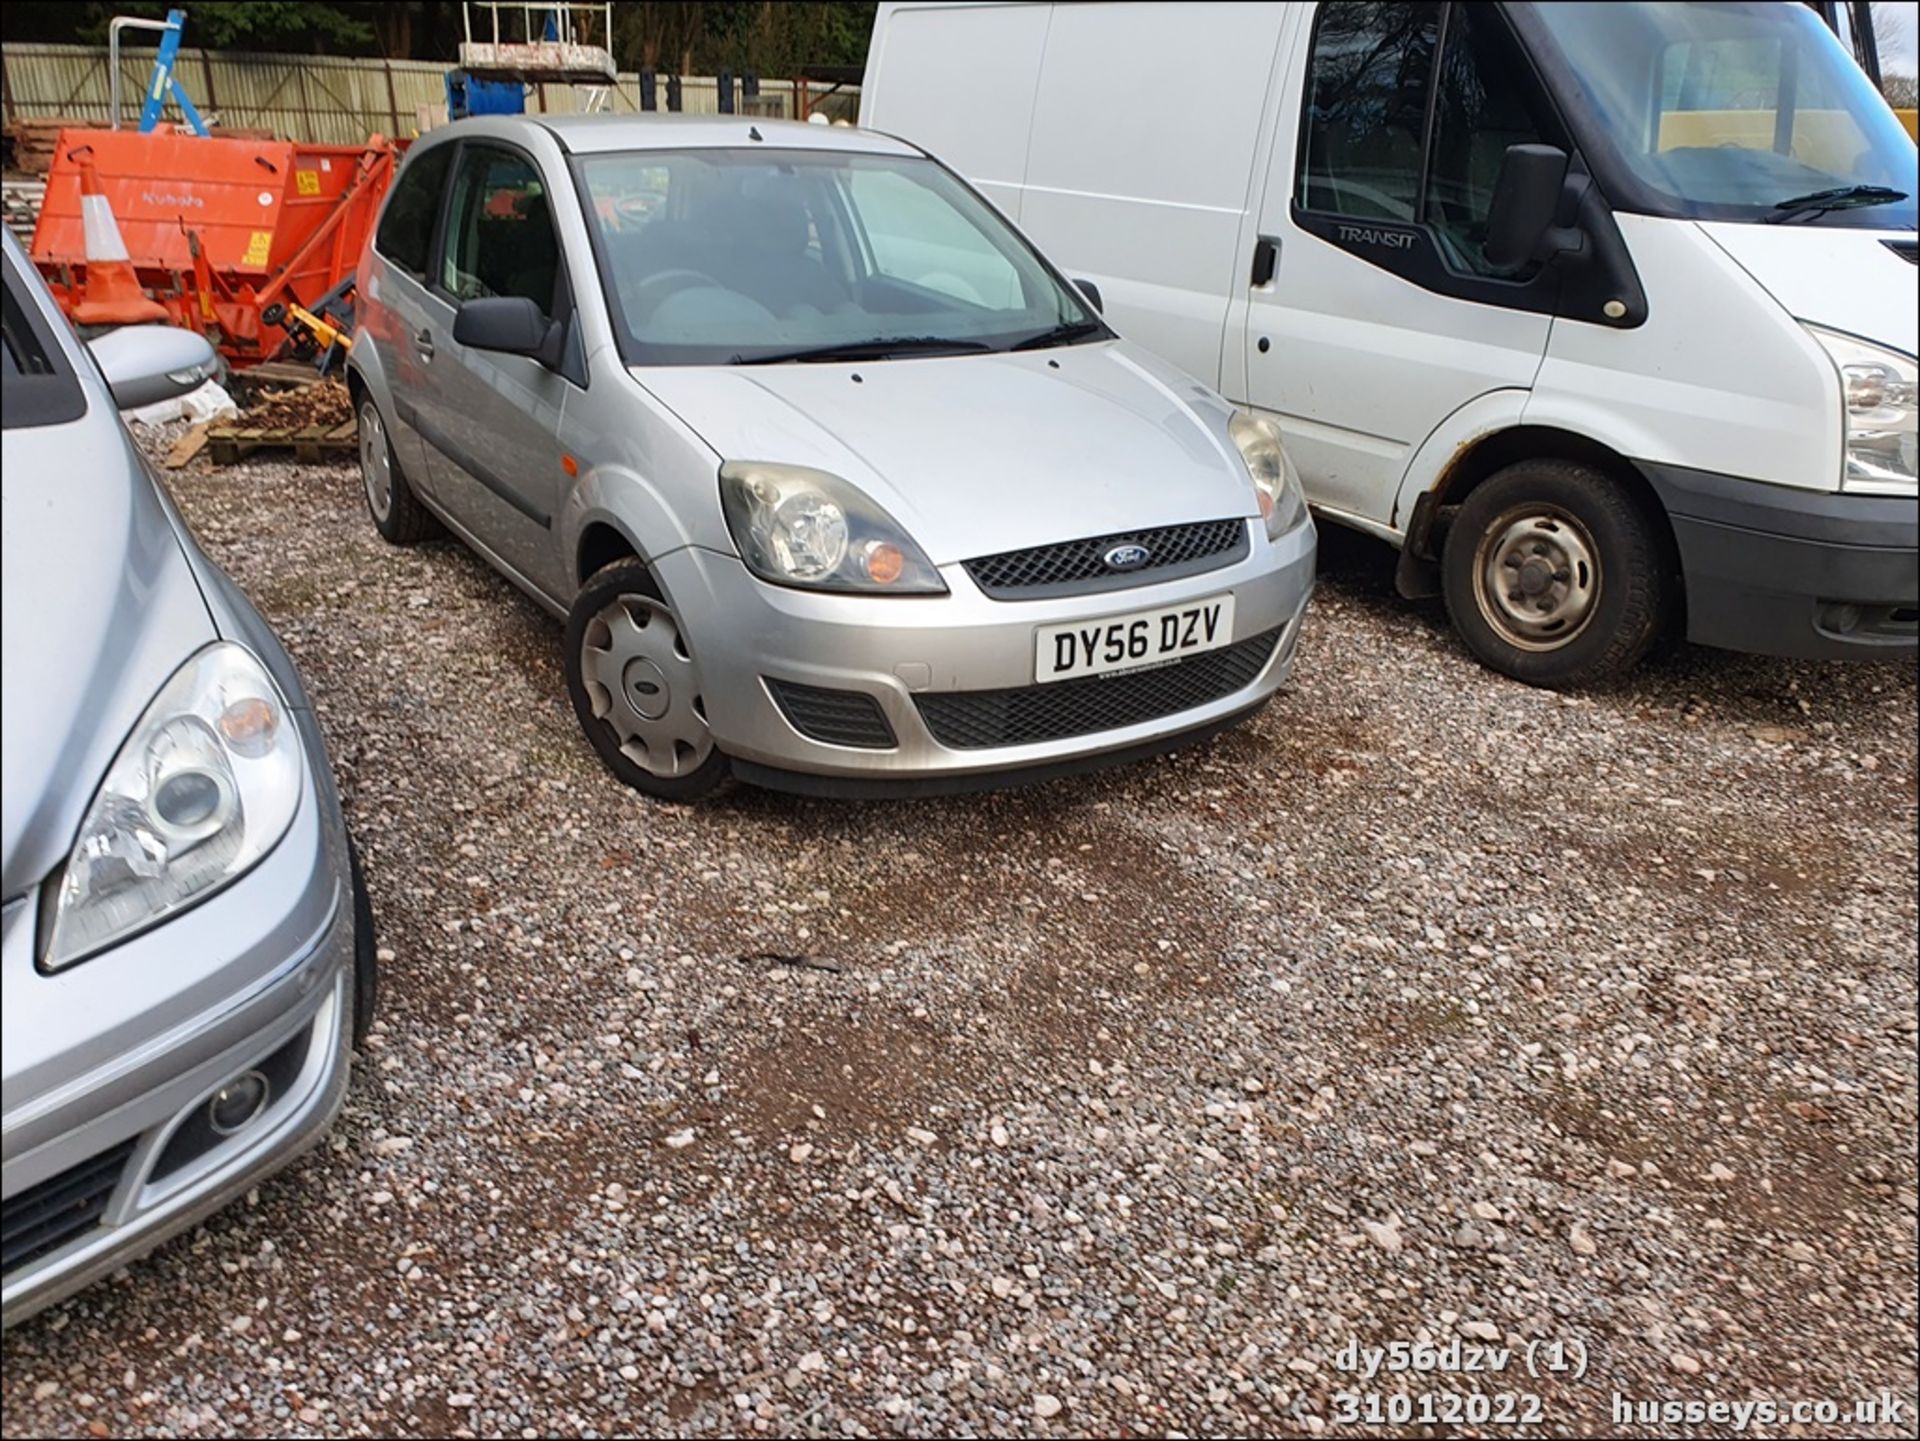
[1876,0,1919,75]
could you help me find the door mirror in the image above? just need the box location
[453,296,564,369]
[1073,278,1104,314]
[87,325,219,410]
[1483,143,1569,271]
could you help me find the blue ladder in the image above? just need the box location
[137,9,211,136]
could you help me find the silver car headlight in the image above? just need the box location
[1230,409,1309,538]
[1806,326,1917,494]
[719,461,946,594]
[44,643,304,971]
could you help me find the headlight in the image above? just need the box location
[719,462,946,593]
[44,643,303,971]
[1230,409,1309,538]
[1807,326,1917,494]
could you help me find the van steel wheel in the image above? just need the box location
[564,558,728,800]
[1441,459,1669,688]
[357,396,439,545]
[1471,506,1601,651]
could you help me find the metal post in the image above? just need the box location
[1850,0,1882,86]
[108,14,173,129]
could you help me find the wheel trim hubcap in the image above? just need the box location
[580,596,712,778]
[360,405,393,522]
[1473,508,1600,651]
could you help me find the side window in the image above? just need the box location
[374,144,453,280]
[1297,1,1441,222]
[845,167,1023,308]
[440,146,562,314]
[1424,5,1555,274]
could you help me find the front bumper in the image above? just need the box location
[1,766,355,1329]
[651,518,1317,788]
[1645,463,1919,660]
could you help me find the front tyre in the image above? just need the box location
[1441,460,1670,688]
[564,559,728,801]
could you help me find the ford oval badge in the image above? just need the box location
[1103,543,1152,571]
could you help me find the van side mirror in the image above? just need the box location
[87,324,219,410]
[1483,144,1570,271]
[1073,278,1103,314]
[453,296,564,369]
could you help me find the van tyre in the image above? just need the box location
[1441,459,1669,688]
[564,559,728,801]
[358,396,440,545]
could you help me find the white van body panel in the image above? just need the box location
[1019,2,1288,385]
[1387,388,1532,535]
[863,2,1051,222]
[1698,223,1919,358]
[1526,215,1843,494]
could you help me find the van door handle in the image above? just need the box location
[1251,236,1279,288]
[414,327,435,360]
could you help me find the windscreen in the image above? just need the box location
[1528,0,1917,225]
[576,148,1098,365]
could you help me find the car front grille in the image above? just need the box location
[766,679,898,749]
[1,1139,135,1278]
[964,519,1249,599]
[915,627,1282,749]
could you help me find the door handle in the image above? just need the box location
[1251,236,1279,288]
[414,327,434,360]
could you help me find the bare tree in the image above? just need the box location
[1873,1,1917,102]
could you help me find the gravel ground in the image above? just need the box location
[4,440,1915,1439]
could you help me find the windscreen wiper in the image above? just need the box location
[1009,318,1110,351]
[730,336,994,364]
[1764,185,1908,223]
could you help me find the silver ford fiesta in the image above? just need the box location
[1,232,372,1326]
[349,115,1316,799]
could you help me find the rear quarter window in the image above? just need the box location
[2,263,86,430]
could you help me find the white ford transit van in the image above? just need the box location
[863,1,1919,685]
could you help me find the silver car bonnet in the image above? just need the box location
[1,416,217,899]
[632,339,1259,564]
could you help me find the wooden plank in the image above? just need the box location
[246,361,321,388]
[165,422,210,468]
[289,423,333,462]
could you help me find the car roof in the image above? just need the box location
[440,113,924,158]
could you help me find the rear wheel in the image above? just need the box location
[358,396,440,545]
[564,559,728,801]
[1441,459,1669,687]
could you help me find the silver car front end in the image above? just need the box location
[0,747,355,1328]
[653,514,1315,793]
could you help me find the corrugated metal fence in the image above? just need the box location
[1,44,857,146]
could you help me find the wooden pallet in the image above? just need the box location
[206,418,357,466]
[244,360,326,389]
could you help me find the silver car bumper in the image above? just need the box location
[653,517,1316,791]
[0,771,355,1329]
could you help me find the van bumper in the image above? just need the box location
[1643,463,1918,660]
